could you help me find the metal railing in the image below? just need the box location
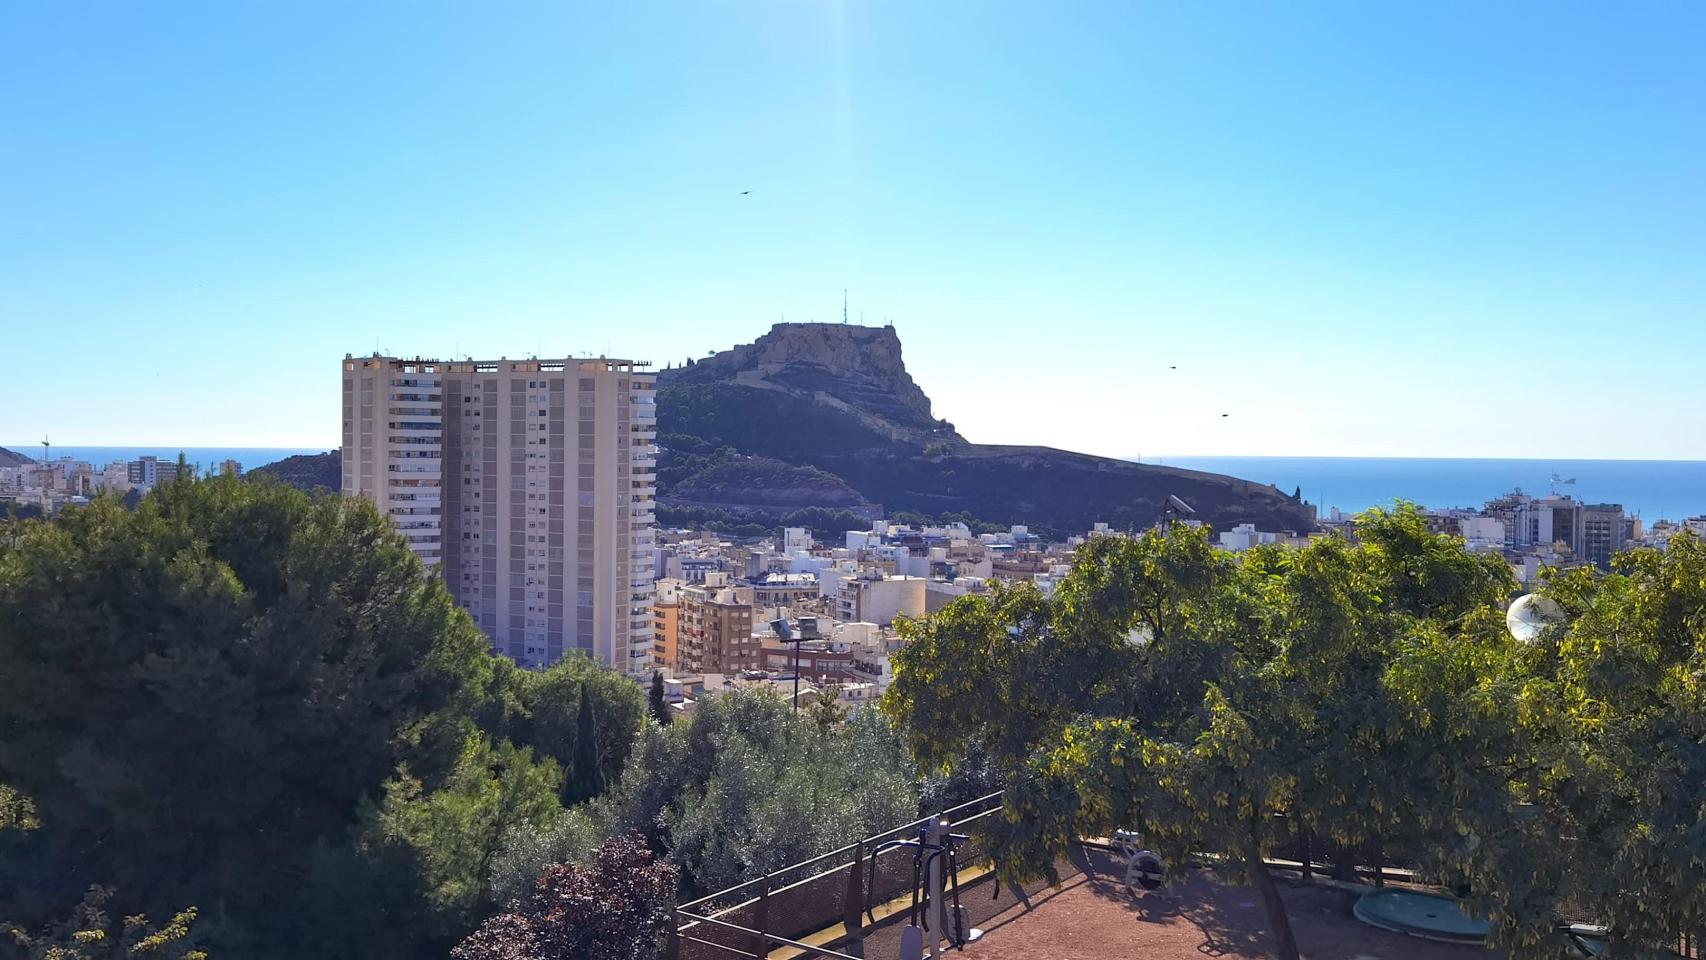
[672,792,1005,960]
[671,794,1706,960]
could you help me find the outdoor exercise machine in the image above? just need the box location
[867,815,984,960]
[1112,829,1167,897]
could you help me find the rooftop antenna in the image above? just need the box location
[843,289,848,324]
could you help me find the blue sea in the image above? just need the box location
[4,446,325,475]
[12,446,1706,523]
[1145,456,1706,522]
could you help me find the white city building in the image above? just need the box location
[343,354,656,675]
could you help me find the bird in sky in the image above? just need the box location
[740,190,751,195]
[1168,365,1177,370]
[1220,413,1229,417]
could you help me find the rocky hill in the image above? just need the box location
[661,456,879,518]
[658,323,1313,535]
[250,451,340,492]
[0,447,35,468]
[666,322,959,448]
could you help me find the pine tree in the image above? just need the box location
[648,671,672,727]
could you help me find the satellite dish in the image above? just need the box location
[1506,594,1564,643]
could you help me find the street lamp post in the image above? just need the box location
[768,615,820,710]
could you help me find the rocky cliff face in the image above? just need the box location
[657,323,1316,536]
[665,323,957,443]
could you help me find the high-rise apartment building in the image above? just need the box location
[342,354,657,676]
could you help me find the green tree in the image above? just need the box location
[486,807,603,909]
[666,690,915,895]
[1493,532,1706,956]
[5,886,204,960]
[594,720,690,852]
[649,671,673,727]
[887,510,1523,960]
[356,732,565,931]
[0,785,36,833]
[482,656,645,806]
[0,477,492,951]
[571,680,606,804]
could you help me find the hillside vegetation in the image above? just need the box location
[658,323,1313,535]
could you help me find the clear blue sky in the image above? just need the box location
[4,2,1703,458]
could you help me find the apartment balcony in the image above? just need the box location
[392,495,442,509]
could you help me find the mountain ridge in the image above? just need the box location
[0,447,36,468]
[656,323,1315,535]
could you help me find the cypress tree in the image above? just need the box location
[570,679,604,803]
[648,670,673,726]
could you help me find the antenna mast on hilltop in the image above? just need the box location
[843,289,849,324]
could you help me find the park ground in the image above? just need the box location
[857,849,1498,960]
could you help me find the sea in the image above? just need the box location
[5,446,325,475]
[12,445,1706,524]
[1146,456,1706,522]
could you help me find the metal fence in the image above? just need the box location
[671,794,1703,960]
[672,791,1006,960]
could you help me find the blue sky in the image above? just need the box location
[3,2,1702,458]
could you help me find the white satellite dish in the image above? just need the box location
[1506,594,1565,643]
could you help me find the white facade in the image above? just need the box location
[343,359,446,565]
[783,527,813,553]
[1457,516,1506,551]
[835,574,926,626]
[1219,523,1279,551]
[343,355,656,676]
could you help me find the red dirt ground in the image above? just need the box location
[860,853,1501,960]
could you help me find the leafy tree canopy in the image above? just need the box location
[4,886,204,960]
[886,506,1531,960]
[0,477,494,928]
